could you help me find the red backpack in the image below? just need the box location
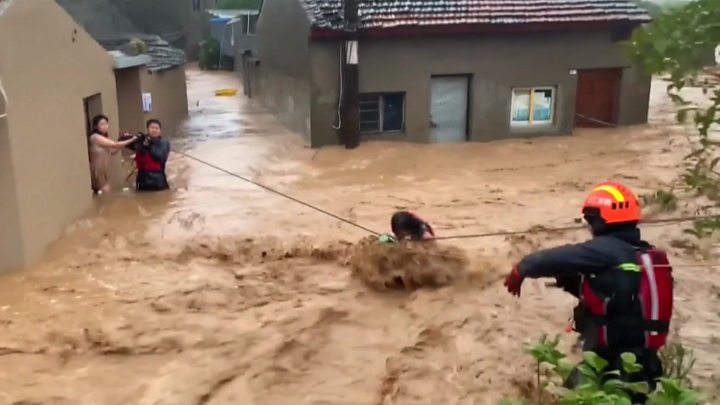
[581,247,673,350]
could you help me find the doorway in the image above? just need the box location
[574,68,622,128]
[430,75,470,143]
[83,93,103,135]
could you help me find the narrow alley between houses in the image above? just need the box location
[0,66,718,405]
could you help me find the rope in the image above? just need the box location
[575,113,617,128]
[173,149,718,242]
[434,213,720,241]
[173,149,381,236]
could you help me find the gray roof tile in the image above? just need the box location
[301,0,652,30]
[98,34,186,72]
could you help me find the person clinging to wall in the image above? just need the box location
[130,118,170,192]
[88,114,139,195]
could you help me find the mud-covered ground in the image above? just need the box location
[0,67,718,405]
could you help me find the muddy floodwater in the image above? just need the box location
[1,67,719,405]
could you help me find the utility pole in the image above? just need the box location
[339,0,360,149]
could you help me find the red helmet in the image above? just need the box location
[582,181,641,224]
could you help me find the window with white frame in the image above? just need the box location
[510,87,555,126]
[359,93,405,133]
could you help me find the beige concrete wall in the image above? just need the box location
[139,67,189,136]
[0,0,119,273]
[0,109,25,271]
[115,67,145,133]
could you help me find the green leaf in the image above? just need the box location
[556,359,575,381]
[577,363,598,378]
[676,390,700,405]
[583,352,609,373]
[615,397,633,405]
[658,377,683,397]
[624,381,651,394]
[620,352,644,374]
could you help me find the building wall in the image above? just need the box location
[0,107,25,271]
[232,15,258,57]
[309,41,342,147]
[309,29,651,147]
[251,0,312,143]
[115,67,145,133]
[139,67,189,137]
[0,0,120,273]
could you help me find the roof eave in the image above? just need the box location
[109,51,152,69]
[147,63,186,74]
[310,19,648,40]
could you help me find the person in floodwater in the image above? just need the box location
[391,211,435,241]
[87,114,139,194]
[503,181,673,402]
[131,119,170,192]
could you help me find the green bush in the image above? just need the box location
[500,335,704,405]
[627,0,720,239]
[198,37,221,70]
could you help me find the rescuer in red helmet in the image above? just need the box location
[503,181,674,399]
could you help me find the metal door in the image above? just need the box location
[430,76,469,143]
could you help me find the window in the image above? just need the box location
[510,87,555,126]
[359,93,405,133]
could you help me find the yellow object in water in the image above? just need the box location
[214,88,238,97]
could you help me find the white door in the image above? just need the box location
[430,76,469,143]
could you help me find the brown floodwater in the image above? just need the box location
[0,67,718,405]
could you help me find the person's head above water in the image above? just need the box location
[146,118,162,139]
[390,211,435,241]
[91,114,109,136]
[581,181,641,237]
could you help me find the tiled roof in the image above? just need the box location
[301,0,652,31]
[98,35,186,72]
